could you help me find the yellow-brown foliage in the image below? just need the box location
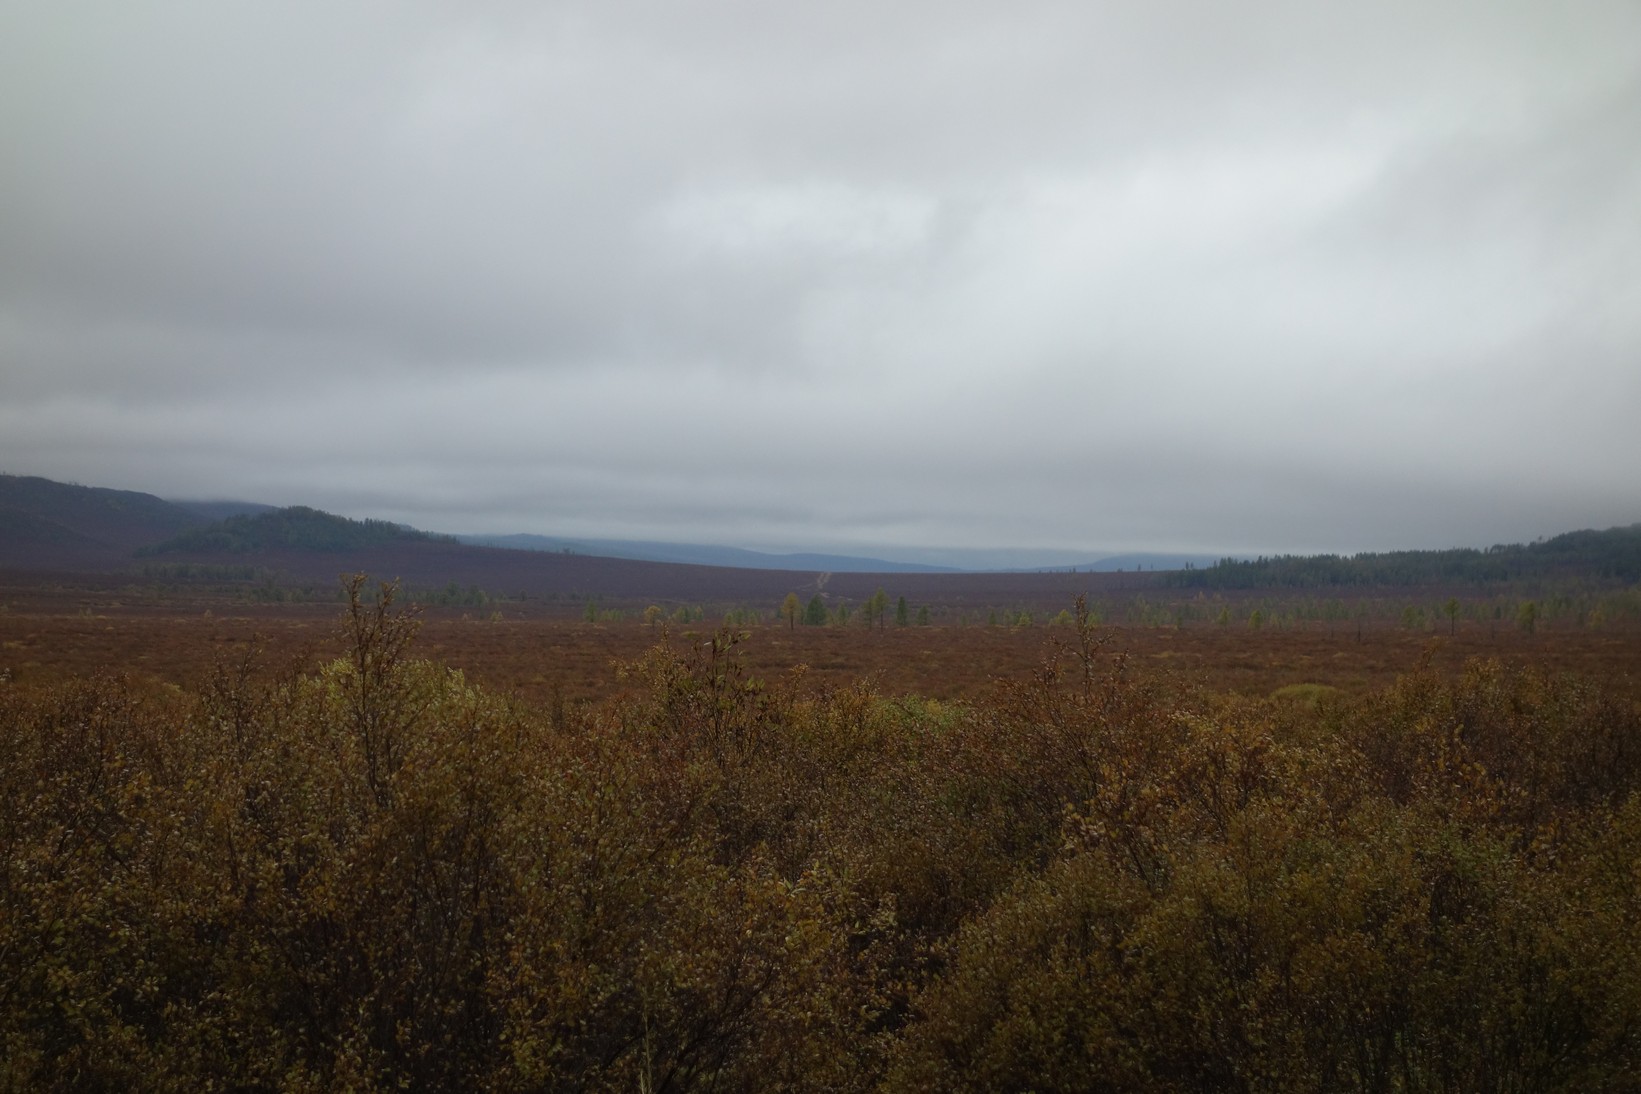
[1,590,1637,1090]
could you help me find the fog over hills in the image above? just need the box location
[453,534,1214,573]
[2,473,1210,583]
[3,474,1633,595]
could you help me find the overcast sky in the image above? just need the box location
[3,1,1638,558]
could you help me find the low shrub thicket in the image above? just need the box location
[1,586,1637,1090]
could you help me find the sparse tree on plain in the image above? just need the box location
[867,588,889,630]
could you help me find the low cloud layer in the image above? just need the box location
[3,1,1638,556]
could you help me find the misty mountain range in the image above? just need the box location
[454,534,1214,575]
[0,474,1212,575]
[4,474,1636,612]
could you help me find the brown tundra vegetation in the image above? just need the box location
[2,579,1639,1090]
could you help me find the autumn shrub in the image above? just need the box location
[885,652,1641,1092]
[0,675,192,1089]
[1,585,1637,1090]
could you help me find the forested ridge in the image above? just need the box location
[2,583,1638,1090]
[1168,522,1641,589]
[139,506,453,556]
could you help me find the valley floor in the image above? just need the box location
[4,589,1639,706]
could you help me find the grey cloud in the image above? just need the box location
[2,1,1638,557]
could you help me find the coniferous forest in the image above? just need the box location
[1165,524,1641,588]
[3,579,1638,1090]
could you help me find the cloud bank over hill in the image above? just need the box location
[2,2,1638,556]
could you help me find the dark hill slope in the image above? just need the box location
[138,531,1157,612]
[0,474,204,570]
[169,500,278,523]
[1165,523,1641,589]
[143,506,453,555]
[458,533,956,573]
[137,537,816,604]
[140,504,1157,610]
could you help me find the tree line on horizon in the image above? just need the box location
[772,590,935,630]
[138,506,452,556]
[1168,523,1641,590]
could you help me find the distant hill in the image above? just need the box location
[457,534,958,573]
[1022,553,1225,574]
[120,513,1146,612]
[0,473,204,569]
[169,499,279,523]
[455,538,1227,574]
[764,546,1227,572]
[1164,524,1641,589]
[7,474,1636,612]
[142,506,454,555]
